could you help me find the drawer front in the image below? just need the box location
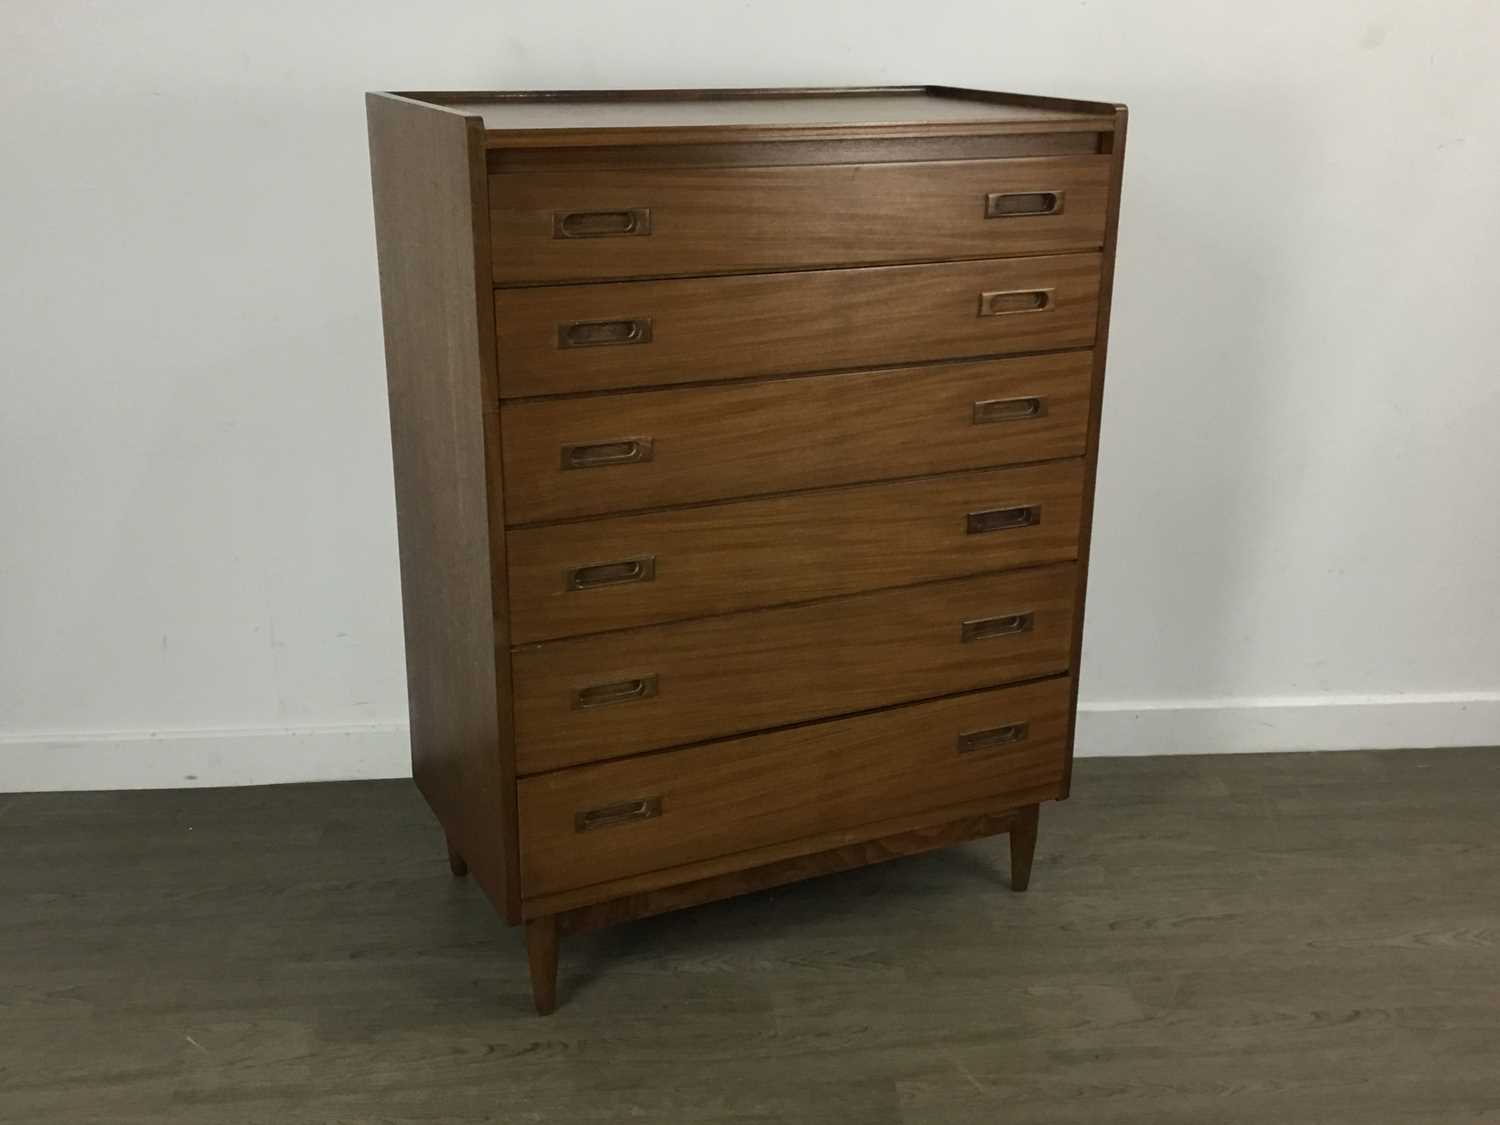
[494,255,1101,398]
[501,352,1093,524]
[490,156,1110,284]
[518,677,1071,897]
[514,564,1078,774]
[507,459,1085,643]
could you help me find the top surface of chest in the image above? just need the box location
[394,86,1117,147]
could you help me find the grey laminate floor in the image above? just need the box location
[3,748,1499,1124]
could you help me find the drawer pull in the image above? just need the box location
[973,395,1046,424]
[561,437,654,470]
[565,555,657,591]
[979,289,1054,316]
[573,674,659,711]
[558,318,653,349]
[553,207,652,239]
[985,190,1065,219]
[966,505,1041,535]
[957,722,1031,753]
[575,796,662,833]
[961,612,1035,643]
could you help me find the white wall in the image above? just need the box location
[3,1,1498,791]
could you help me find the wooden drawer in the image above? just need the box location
[490,156,1110,284]
[507,459,1085,643]
[494,255,1101,398]
[518,676,1071,897]
[514,563,1077,773]
[501,351,1093,524]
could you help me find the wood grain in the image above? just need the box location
[506,459,1086,643]
[525,916,558,1015]
[490,156,1109,283]
[555,805,1029,935]
[1008,801,1040,891]
[521,782,1065,919]
[487,131,1102,174]
[494,254,1101,397]
[366,93,519,922]
[517,677,1071,897]
[500,351,1093,524]
[512,564,1077,773]
[1062,104,1129,798]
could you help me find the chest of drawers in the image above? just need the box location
[367,86,1126,1014]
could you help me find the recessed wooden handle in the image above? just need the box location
[573,674,659,711]
[957,723,1030,753]
[565,555,656,591]
[574,796,662,833]
[553,207,652,239]
[972,396,1046,424]
[558,318,653,348]
[960,612,1035,643]
[985,190,1065,218]
[561,438,654,470]
[979,289,1054,316]
[966,505,1041,535]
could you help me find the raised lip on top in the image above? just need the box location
[373,85,1125,148]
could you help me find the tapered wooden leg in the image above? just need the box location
[1009,803,1040,892]
[445,838,468,877]
[526,916,559,1016]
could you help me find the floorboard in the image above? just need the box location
[2,748,1498,1124]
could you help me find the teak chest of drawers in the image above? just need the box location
[366,85,1127,1014]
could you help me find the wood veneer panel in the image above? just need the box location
[1061,104,1129,798]
[495,254,1100,397]
[554,803,1032,934]
[517,678,1071,897]
[513,564,1078,773]
[506,459,1086,643]
[490,156,1109,283]
[500,351,1093,524]
[486,132,1102,174]
[366,94,519,921]
[523,783,1064,919]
